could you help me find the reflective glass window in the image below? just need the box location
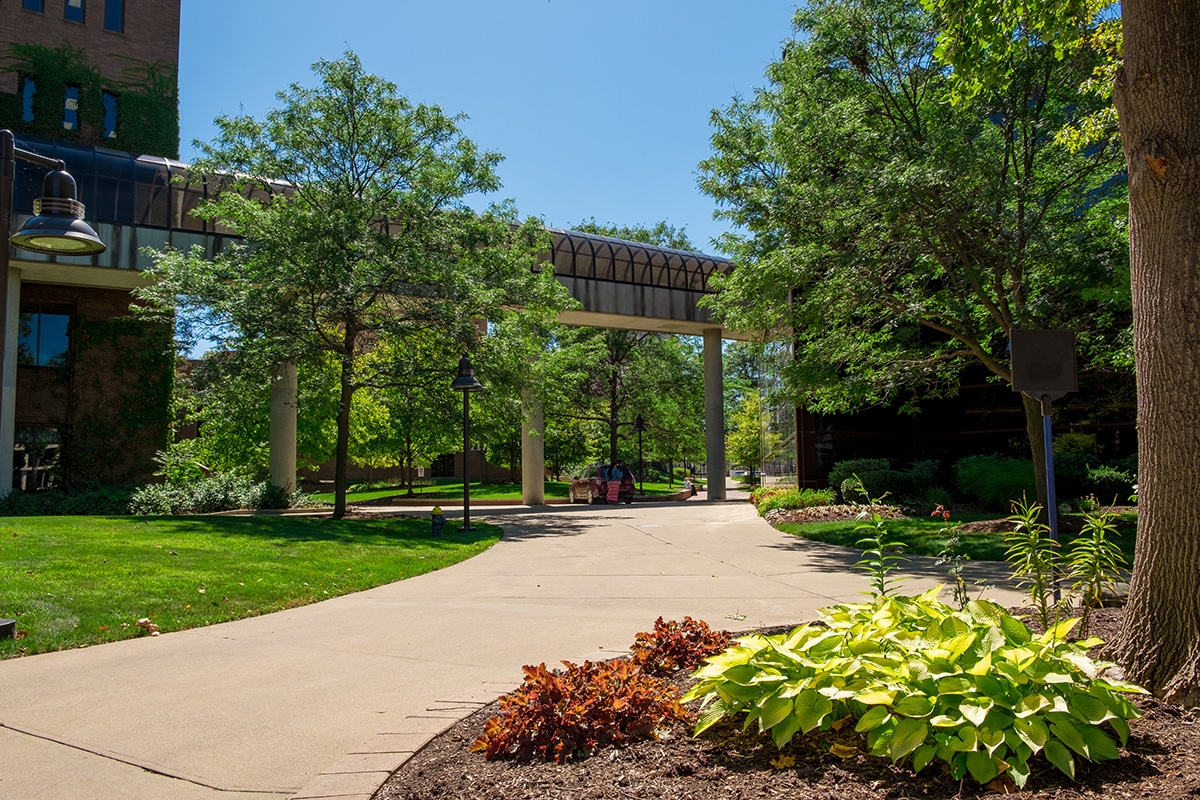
[17,305,71,368]
[102,91,118,138]
[103,0,123,31]
[65,0,84,22]
[23,0,44,11]
[63,85,80,131]
[21,78,35,122]
[13,427,63,491]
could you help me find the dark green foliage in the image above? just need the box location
[1,42,179,157]
[630,617,732,675]
[828,458,943,505]
[828,459,889,499]
[1086,465,1135,505]
[470,659,689,763]
[0,486,133,516]
[955,454,1036,508]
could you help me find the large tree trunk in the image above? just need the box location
[1110,0,1200,703]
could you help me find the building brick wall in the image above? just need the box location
[0,0,180,94]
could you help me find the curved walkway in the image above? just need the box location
[0,499,1025,800]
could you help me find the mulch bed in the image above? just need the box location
[763,504,906,526]
[375,607,1200,800]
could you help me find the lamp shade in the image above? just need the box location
[450,355,484,392]
[10,168,106,256]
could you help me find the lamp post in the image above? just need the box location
[1,130,106,496]
[450,354,484,532]
[633,413,646,496]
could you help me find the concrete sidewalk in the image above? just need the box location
[0,500,1025,800]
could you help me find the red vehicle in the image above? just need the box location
[568,463,635,504]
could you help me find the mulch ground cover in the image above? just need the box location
[376,606,1200,800]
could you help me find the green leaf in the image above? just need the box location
[1051,718,1087,757]
[1014,693,1051,718]
[1013,717,1049,753]
[912,743,937,773]
[694,698,730,735]
[937,676,973,694]
[949,726,978,752]
[960,698,993,727]
[855,705,891,733]
[1044,739,1076,780]
[979,727,1006,756]
[1041,617,1081,642]
[894,694,934,717]
[1009,751,1031,787]
[1109,716,1131,747]
[1068,693,1113,724]
[889,718,929,762]
[794,689,833,734]
[999,614,1032,645]
[771,712,803,748]
[1079,725,1120,761]
[966,750,999,784]
[855,688,896,705]
[759,694,793,731]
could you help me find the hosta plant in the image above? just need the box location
[683,589,1145,788]
[471,659,689,763]
[631,616,733,675]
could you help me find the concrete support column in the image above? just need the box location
[0,268,20,497]
[521,393,545,506]
[703,327,725,501]
[268,361,297,493]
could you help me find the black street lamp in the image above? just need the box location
[1,130,105,496]
[633,414,646,496]
[450,354,484,532]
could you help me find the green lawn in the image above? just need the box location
[776,512,1138,564]
[0,514,499,658]
[315,480,685,504]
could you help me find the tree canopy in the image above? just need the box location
[139,51,569,517]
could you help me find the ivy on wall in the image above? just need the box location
[66,314,175,486]
[0,41,179,158]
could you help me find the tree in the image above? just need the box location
[726,393,780,484]
[699,0,1129,512]
[922,0,1200,706]
[139,51,568,518]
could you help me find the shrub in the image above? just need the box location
[954,454,1036,508]
[685,590,1145,788]
[630,616,732,675]
[471,659,689,763]
[0,485,134,516]
[127,473,320,515]
[1086,465,1135,505]
[750,486,788,507]
[828,459,889,501]
[828,458,944,505]
[756,488,837,516]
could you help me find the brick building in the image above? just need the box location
[2,0,181,489]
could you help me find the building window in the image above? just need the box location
[102,91,118,138]
[21,78,36,122]
[64,0,84,22]
[18,304,71,368]
[103,0,123,32]
[23,0,45,11]
[13,427,62,491]
[63,85,80,131]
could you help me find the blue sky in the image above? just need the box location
[177,1,799,256]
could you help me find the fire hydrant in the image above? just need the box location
[430,506,445,537]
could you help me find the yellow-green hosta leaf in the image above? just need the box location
[771,712,803,748]
[855,704,892,733]
[794,689,833,734]
[938,675,973,694]
[1079,725,1120,761]
[855,688,897,706]
[949,725,979,752]
[979,727,1005,756]
[966,750,999,784]
[944,632,979,662]
[912,743,938,773]
[889,718,929,762]
[1014,693,1051,718]
[960,698,994,727]
[1068,693,1114,724]
[693,698,730,735]
[1044,739,1076,779]
[721,664,763,685]
[1040,617,1081,642]
[967,650,993,676]
[1013,716,1049,753]
[849,638,882,655]
[1109,716,1131,747]
[758,694,794,731]
[1051,719,1087,757]
[930,713,965,727]
[941,616,971,638]
[998,614,1033,646]
[894,694,934,717]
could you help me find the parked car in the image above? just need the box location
[569,463,635,504]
